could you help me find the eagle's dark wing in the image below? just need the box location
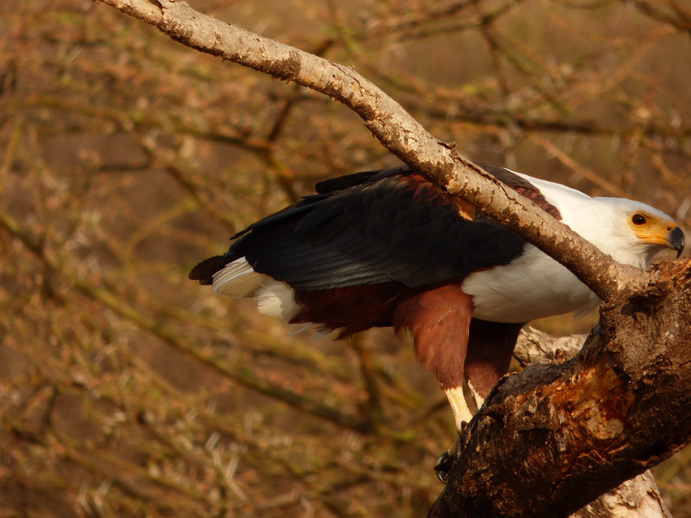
[190,164,556,290]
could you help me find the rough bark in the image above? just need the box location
[515,329,671,518]
[93,1,691,516]
[429,259,691,517]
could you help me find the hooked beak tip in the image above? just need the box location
[668,226,685,259]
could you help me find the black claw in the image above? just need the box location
[434,451,452,484]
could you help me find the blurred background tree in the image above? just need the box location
[1,0,689,516]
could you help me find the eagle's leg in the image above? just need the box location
[463,320,524,402]
[434,321,524,483]
[445,384,475,431]
[392,284,479,483]
[432,383,475,482]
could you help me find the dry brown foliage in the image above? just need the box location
[1,0,690,516]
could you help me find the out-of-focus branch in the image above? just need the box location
[0,206,368,433]
[514,326,586,367]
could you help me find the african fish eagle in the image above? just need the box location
[189,161,684,454]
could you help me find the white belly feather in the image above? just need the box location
[461,245,600,323]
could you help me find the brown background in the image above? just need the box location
[1,0,689,516]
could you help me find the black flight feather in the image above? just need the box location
[189,163,554,289]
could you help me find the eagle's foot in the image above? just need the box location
[434,451,452,483]
[434,422,466,484]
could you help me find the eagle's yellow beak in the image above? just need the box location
[630,212,685,258]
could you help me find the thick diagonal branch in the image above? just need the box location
[95,0,639,302]
[428,259,691,517]
[514,328,671,518]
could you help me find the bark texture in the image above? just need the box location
[516,328,671,518]
[429,259,691,517]
[572,470,670,518]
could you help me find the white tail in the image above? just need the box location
[212,257,265,297]
[212,257,299,321]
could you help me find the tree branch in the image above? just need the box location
[429,258,691,517]
[94,0,640,303]
[515,328,671,518]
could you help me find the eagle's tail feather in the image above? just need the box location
[212,257,265,298]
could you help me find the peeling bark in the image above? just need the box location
[516,328,671,518]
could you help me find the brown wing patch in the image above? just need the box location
[400,162,560,220]
[512,186,561,219]
[392,284,474,389]
[397,173,476,221]
[291,282,416,337]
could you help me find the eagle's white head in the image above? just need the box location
[582,197,684,268]
[514,172,685,269]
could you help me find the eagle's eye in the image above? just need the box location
[631,213,647,226]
